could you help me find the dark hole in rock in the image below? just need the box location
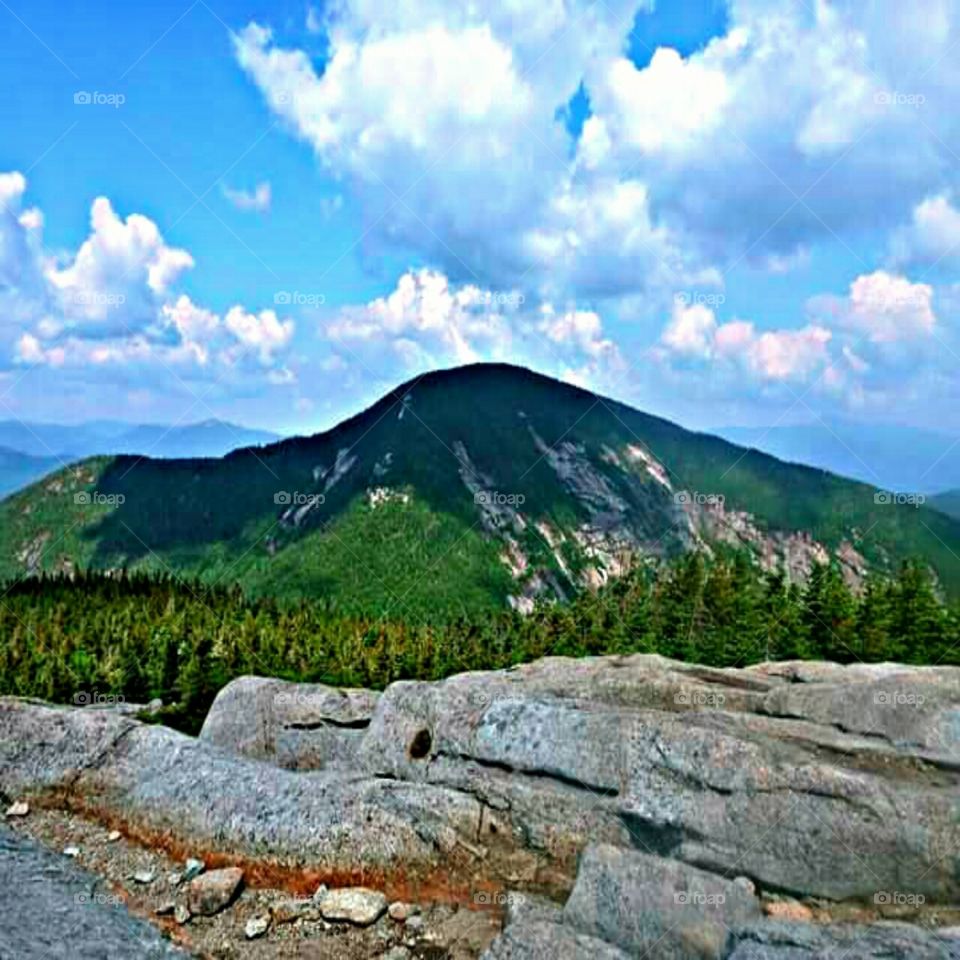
[409,728,433,759]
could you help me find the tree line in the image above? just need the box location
[0,554,955,732]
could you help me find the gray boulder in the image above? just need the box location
[480,919,633,959]
[562,844,761,959]
[726,919,960,959]
[199,676,380,770]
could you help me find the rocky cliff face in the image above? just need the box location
[1,655,958,957]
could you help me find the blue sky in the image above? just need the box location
[1,0,958,434]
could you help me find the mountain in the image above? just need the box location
[0,419,278,461]
[0,447,61,500]
[2,362,960,615]
[931,489,960,520]
[717,421,960,494]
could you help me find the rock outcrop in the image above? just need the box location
[1,654,958,957]
[199,676,379,770]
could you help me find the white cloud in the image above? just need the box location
[325,268,622,381]
[811,271,937,344]
[2,173,297,389]
[890,194,960,269]
[659,304,832,383]
[45,197,194,338]
[224,305,295,364]
[661,300,717,357]
[221,181,272,212]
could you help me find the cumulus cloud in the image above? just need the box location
[890,194,960,270]
[45,197,194,339]
[2,173,296,388]
[659,301,833,384]
[811,271,937,344]
[235,0,960,300]
[325,268,621,381]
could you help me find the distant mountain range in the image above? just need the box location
[2,363,960,613]
[931,490,960,521]
[0,448,61,500]
[0,418,278,462]
[716,421,960,495]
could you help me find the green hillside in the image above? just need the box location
[3,363,960,613]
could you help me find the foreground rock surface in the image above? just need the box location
[1,654,959,957]
[0,824,187,959]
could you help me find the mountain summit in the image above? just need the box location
[2,363,959,615]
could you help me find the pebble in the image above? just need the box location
[106,830,121,842]
[174,904,191,925]
[319,887,388,926]
[155,901,176,916]
[405,915,425,934]
[245,914,270,940]
[182,858,204,882]
[166,871,182,886]
[389,901,419,921]
[5,801,29,818]
[133,870,155,885]
[187,867,244,917]
[63,846,80,858]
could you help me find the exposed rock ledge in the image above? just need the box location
[1,653,958,958]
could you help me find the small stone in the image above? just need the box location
[106,830,121,842]
[187,867,244,917]
[182,858,204,882]
[245,915,270,940]
[405,915,425,934]
[155,901,176,916]
[311,883,328,902]
[174,904,191,925]
[388,902,418,922]
[63,846,80,858]
[5,801,29,818]
[133,870,156,885]
[166,872,182,887]
[319,887,388,926]
[764,899,815,922]
[271,897,320,924]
